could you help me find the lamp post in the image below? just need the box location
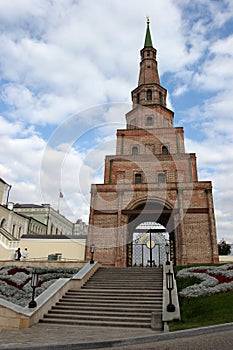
[146,230,154,267]
[165,242,170,265]
[149,229,152,267]
[90,243,95,264]
[28,272,38,308]
[166,269,175,312]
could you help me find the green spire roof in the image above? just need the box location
[144,17,153,47]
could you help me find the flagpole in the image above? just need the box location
[57,190,63,212]
[57,194,60,212]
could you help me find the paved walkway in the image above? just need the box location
[0,322,233,349]
[100,329,233,349]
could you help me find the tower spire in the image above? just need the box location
[138,18,160,86]
[131,18,168,108]
[144,17,153,47]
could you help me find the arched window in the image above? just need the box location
[162,145,169,155]
[137,93,140,104]
[158,173,166,184]
[146,116,153,125]
[159,91,163,105]
[147,89,152,101]
[132,146,139,155]
[135,173,142,184]
[18,226,22,238]
[0,218,6,228]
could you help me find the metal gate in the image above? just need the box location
[129,230,167,267]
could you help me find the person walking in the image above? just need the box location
[15,248,21,261]
[21,248,29,261]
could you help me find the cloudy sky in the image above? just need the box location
[0,0,233,243]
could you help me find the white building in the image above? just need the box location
[0,178,88,239]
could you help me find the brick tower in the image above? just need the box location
[87,19,219,266]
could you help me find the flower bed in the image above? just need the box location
[176,264,233,298]
[0,266,80,307]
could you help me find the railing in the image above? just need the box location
[0,227,14,240]
[0,230,19,250]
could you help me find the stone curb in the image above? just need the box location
[1,322,233,350]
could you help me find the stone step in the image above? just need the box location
[91,271,162,275]
[92,274,161,277]
[89,280,162,283]
[57,300,162,308]
[91,276,162,279]
[96,267,162,272]
[93,274,160,275]
[84,278,163,289]
[62,296,162,302]
[52,305,162,313]
[63,293,162,301]
[48,309,158,318]
[62,294,162,300]
[67,288,162,298]
[59,296,163,305]
[86,280,162,285]
[67,289,162,296]
[83,285,163,289]
[40,318,161,329]
[85,280,162,284]
[91,275,162,279]
[89,275,162,281]
[60,295,162,303]
[81,285,162,290]
[65,294,162,299]
[43,313,152,323]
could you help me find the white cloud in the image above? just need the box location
[185,136,233,243]
[193,55,233,92]
[0,117,46,204]
[0,0,204,126]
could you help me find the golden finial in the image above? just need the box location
[146,16,150,24]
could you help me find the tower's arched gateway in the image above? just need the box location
[87,20,219,266]
[126,201,175,266]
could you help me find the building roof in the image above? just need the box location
[144,18,153,47]
[21,234,87,239]
[14,203,44,208]
[0,177,10,186]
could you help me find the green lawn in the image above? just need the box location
[169,266,233,331]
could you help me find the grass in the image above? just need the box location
[169,266,233,331]
[170,290,233,331]
[176,276,201,290]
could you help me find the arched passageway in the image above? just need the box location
[125,201,176,266]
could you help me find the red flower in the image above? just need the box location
[210,274,233,284]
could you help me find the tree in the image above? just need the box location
[218,239,231,255]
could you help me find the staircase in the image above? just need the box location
[40,267,163,330]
